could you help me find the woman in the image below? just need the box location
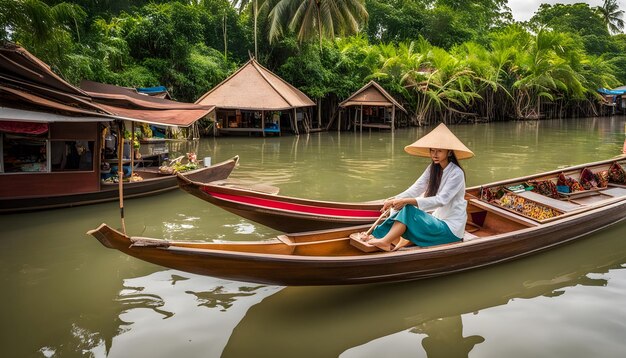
[367,123,474,251]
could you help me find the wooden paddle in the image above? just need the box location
[349,208,391,252]
[349,208,390,242]
[365,208,390,237]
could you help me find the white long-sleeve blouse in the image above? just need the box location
[395,162,467,239]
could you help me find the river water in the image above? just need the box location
[2,117,626,357]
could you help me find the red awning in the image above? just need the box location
[0,120,48,134]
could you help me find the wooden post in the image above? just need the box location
[391,105,396,133]
[261,111,265,137]
[360,105,363,133]
[116,123,126,234]
[130,122,135,180]
[293,108,299,135]
[318,99,322,128]
[338,110,341,132]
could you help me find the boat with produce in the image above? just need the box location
[1,156,239,213]
[89,156,626,286]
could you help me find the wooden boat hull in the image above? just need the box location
[177,174,383,232]
[89,157,626,285]
[88,194,626,286]
[1,156,238,213]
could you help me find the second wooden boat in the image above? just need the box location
[177,173,383,232]
[90,156,626,286]
[2,156,239,213]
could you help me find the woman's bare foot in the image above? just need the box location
[358,232,376,242]
[392,238,412,251]
[349,232,376,243]
[369,239,394,252]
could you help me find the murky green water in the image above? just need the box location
[2,117,626,357]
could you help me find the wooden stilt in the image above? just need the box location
[338,110,341,132]
[360,105,363,133]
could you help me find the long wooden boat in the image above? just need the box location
[177,173,384,232]
[1,156,239,213]
[89,156,626,286]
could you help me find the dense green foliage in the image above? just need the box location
[1,0,625,125]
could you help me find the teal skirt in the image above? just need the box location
[372,205,460,247]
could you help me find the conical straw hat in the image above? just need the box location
[404,123,474,160]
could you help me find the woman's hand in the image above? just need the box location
[382,198,394,212]
[382,198,413,212]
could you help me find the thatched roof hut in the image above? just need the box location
[339,81,407,132]
[196,58,315,135]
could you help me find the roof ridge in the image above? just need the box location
[250,59,294,107]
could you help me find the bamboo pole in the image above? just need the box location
[116,123,126,234]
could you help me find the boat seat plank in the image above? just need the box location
[515,191,581,212]
[277,235,294,246]
[208,179,280,195]
[570,194,613,205]
[600,187,626,198]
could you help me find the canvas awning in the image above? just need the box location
[81,80,214,126]
[0,119,49,134]
[0,43,214,127]
[339,81,407,113]
[196,58,315,110]
[598,88,626,96]
[0,85,111,117]
[0,43,87,96]
[136,85,171,99]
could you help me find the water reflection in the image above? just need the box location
[222,225,626,358]
[410,316,484,358]
[91,271,280,357]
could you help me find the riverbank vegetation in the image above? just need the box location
[2,0,626,125]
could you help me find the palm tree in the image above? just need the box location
[5,0,86,69]
[19,0,86,43]
[512,29,585,119]
[231,0,270,59]
[597,0,625,34]
[268,0,368,49]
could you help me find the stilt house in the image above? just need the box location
[195,59,315,136]
[339,81,407,132]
